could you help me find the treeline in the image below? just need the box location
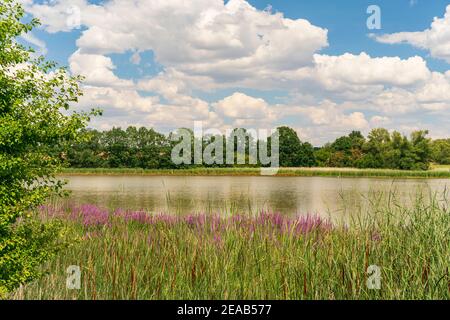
[430,139,450,165]
[55,126,450,170]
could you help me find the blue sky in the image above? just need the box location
[35,0,450,72]
[22,0,450,144]
[35,0,449,70]
[247,0,449,70]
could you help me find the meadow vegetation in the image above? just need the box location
[11,193,450,300]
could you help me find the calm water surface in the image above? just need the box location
[60,175,450,217]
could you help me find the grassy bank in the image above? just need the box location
[431,164,450,171]
[11,194,450,300]
[60,167,450,179]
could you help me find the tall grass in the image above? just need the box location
[431,164,450,171]
[60,167,450,179]
[11,192,450,300]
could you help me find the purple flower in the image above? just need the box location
[371,231,382,242]
[213,234,223,247]
[71,204,110,227]
[39,204,334,240]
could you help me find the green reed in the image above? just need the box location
[60,167,450,179]
[11,192,450,300]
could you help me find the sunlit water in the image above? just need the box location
[57,175,450,218]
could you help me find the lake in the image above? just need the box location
[60,175,450,218]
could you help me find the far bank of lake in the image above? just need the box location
[60,167,450,179]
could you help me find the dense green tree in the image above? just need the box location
[66,129,107,168]
[314,128,432,170]
[297,141,316,167]
[430,139,450,165]
[135,127,172,169]
[409,130,431,170]
[330,131,365,167]
[315,131,365,167]
[385,131,409,169]
[102,128,132,167]
[314,144,333,167]
[359,128,391,168]
[0,0,97,296]
[62,125,435,171]
[277,126,316,167]
[226,128,257,166]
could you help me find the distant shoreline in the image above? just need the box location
[59,167,450,179]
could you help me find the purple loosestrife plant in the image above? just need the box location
[39,203,334,238]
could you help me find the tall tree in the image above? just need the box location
[431,139,450,165]
[360,128,392,168]
[409,130,431,170]
[277,126,316,167]
[0,0,97,295]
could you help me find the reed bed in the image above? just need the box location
[60,167,450,179]
[11,194,450,300]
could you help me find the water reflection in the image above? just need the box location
[59,175,449,217]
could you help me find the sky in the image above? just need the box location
[19,0,450,145]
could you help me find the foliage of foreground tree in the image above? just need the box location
[0,0,96,296]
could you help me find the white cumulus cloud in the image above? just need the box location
[375,5,450,63]
[21,0,450,143]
